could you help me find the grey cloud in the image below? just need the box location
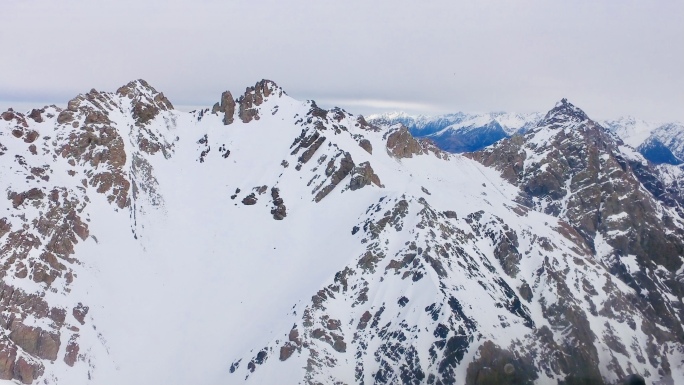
[1,0,682,121]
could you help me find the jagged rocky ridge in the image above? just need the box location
[0,84,683,385]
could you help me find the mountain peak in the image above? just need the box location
[539,98,590,128]
[114,79,174,124]
[116,79,173,109]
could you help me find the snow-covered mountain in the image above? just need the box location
[603,117,684,165]
[368,112,542,153]
[1,83,683,385]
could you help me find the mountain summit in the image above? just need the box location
[1,81,683,385]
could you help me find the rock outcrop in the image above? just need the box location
[237,80,281,123]
[212,91,236,125]
[386,126,424,158]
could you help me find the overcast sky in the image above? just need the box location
[1,0,682,121]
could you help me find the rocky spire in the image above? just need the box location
[237,79,283,123]
[116,79,174,125]
[538,98,590,129]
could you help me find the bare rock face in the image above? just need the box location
[117,79,174,126]
[212,91,236,125]
[72,303,89,325]
[56,111,74,125]
[2,110,28,128]
[27,109,43,123]
[56,90,133,209]
[0,283,60,383]
[355,115,381,132]
[270,188,287,220]
[63,335,79,367]
[386,126,424,158]
[0,342,17,380]
[13,357,43,384]
[238,80,280,123]
[358,138,373,154]
[314,152,355,202]
[491,224,522,278]
[8,188,45,209]
[242,193,258,205]
[290,130,326,168]
[0,218,10,239]
[349,161,382,191]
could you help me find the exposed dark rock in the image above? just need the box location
[21,130,39,144]
[314,152,355,202]
[84,111,109,125]
[212,91,236,125]
[238,80,278,123]
[386,126,424,158]
[443,211,458,219]
[331,334,346,353]
[356,115,381,132]
[279,343,296,361]
[72,303,89,325]
[349,162,382,191]
[299,136,326,165]
[492,227,522,278]
[357,311,372,329]
[0,341,17,380]
[0,218,10,239]
[27,109,43,123]
[1,110,15,121]
[8,188,45,209]
[242,193,257,205]
[116,79,173,125]
[308,101,328,120]
[359,139,373,154]
[63,335,79,367]
[56,111,74,125]
[13,356,43,384]
[518,282,533,302]
[270,188,287,220]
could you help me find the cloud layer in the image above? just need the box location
[1,0,682,120]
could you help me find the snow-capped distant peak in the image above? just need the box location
[366,111,416,121]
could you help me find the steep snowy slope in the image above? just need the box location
[1,83,683,385]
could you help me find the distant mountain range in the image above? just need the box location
[370,111,684,165]
[603,117,684,165]
[367,111,543,153]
